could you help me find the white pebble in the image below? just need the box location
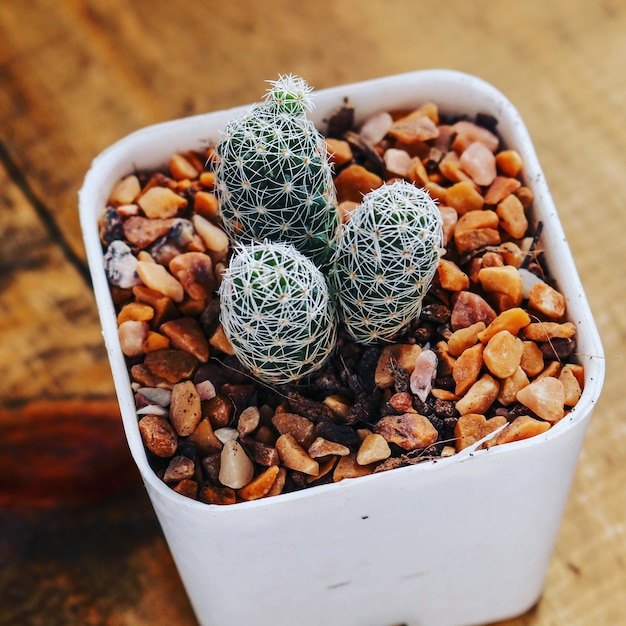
[138,387,172,407]
[136,404,169,417]
[195,379,217,401]
[215,427,239,444]
[104,240,141,288]
[219,441,254,489]
[519,268,545,299]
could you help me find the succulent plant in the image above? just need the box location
[218,240,337,384]
[329,180,444,344]
[213,75,340,269]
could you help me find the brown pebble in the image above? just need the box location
[238,465,280,501]
[334,164,383,203]
[452,342,484,396]
[477,265,524,309]
[170,380,202,436]
[356,433,391,465]
[374,413,438,450]
[163,455,195,483]
[516,377,565,423]
[455,413,507,452]
[528,282,567,319]
[109,175,141,206]
[523,321,577,341]
[455,373,500,416]
[160,317,209,363]
[307,437,350,459]
[172,479,199,500]
[333,454,376,481]
[272,412,316,449]
[483,330,524,379]
[374,344,422,388]
[136,260,185,303]
[138,186,187,219]
[199,484,237,505]
[138,414,178,457]
[186,418,222,455]
[276,433,319,476]
[237,406,261,438]
[169,252,216,300]
[488,415,550,447]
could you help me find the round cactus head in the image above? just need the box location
[329,181,444,344]
[264,74,314,116]
[213,75,339,270]
[218,241,337,384]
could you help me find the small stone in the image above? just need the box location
[374,413,438,450]
[272,412,316,449]
[266,467,287,497]
[388,113,439,144]
[118,320,149,357]
[242,438,280,467]
[333,164,383,203]
[203,395,233,429]
[495,150,523,177]
[439,205,458,246]
[477,307,531,343]
[453,209,500,256]
[360,111,394,144]
[276,433,319,476]
[238,465,281,501]
[488,415,550,447]
[410,349,438,402]
[448,322,485,357]
[388,392,414,413]
[169,252,216,300]
[451,120,499,153]
[186,418,222,455]
[193,190,220,220]
[496,193,528,239]
[138,186,187,219]
[172,479,199,500]
[451,291,497,331]
[170,379,202,436]
[516,377,565,423]
[137,387,172,407]
[316,422,362,448]
[333,454,376,481]
[123,216,173,249]
[439,151,475,185]
[219,440,255,489]
[375,344,422,389]
[136,404,168,417]
[160,317,209,362]
[497,366,530,406]
[138,414,178,457]
[136,260,185,303]
[477,265,524,308]
[104,241,140,289]
[195,379,216,401]
[214,427,239,443]
[322,395,352,420]
[452,342,484,396]
[356,433,391,465]
[523,321,577,341]
[326,138,353,168]
[199,484,237,505]
[109,174,141,205]
[455,373,500,416]
[484,176,522,205]
[483,330,524,379]
[169,153,199,181]
[559,364,583,406]
[163,455,195,483]
[208,323,235,355]
[384,148,413,178]
[307,437,350,459]
[117,302,154,324]
[192,214,229,253]
[307,457,339,484]
[528,282,567,319]
[237,406,261,438]
[437,259,470,291]
[460,141,497,186]
[520,341,545,377]
[455,413,508,451]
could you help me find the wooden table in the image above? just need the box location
[1,1,624,623]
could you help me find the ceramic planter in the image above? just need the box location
[79,70,605,626]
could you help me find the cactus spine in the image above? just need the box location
[218,241,337,384]
[329,181,444,344]
[213,75,339,269]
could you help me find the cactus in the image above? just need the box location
[218,240,337,384]
[329,181,444,344]
[213,75,340,269]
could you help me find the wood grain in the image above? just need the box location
[0,0,624,624]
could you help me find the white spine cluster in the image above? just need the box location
[218,241,337,384]
[329,181,444,344]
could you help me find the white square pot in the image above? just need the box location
[79,70,605,626]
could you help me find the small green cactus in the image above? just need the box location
[213,75,340,269]
[329,181,444,344]
[218,241,337,384]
